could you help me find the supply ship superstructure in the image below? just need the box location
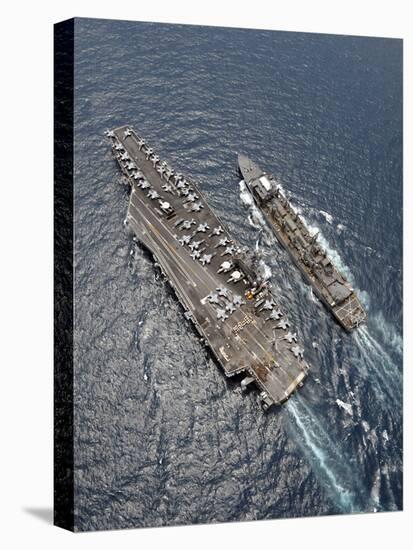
[106,126,310,409]
[238,154,366,331]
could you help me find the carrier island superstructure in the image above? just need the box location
[238,154,366,331]
[106,126,309,410]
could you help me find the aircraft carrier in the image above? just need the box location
[106,126,310,409]
[238,154,367,331]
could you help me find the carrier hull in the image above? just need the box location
[106,127,310,409]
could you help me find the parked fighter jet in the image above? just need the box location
[190,250,201,260]
[261,299,276,311]
[277,319,290,330]
[291,345,304,359]
[215,237,230,248]
[185,193,198,202]
[284,332,298,344]
[211,226,224,236]
[148,189,160,200]
[196,223,209,233]
[217,260,233,273]
[200,253,213,266]
[217,287,230,299]
[216,309,228,322]
[222,245,236,256]
[226,302,237,314]
[181,219,196,230]
[267,309,283,321]
[207,292,220,305]
[189,240,203,251]
[151,155,160,167]
[232,294,244,307]
[179,235,192,246]
[228,270,243,283]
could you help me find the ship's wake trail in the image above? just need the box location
[309,287,318,304]
[354,326,402,405]
[239,180,254,206]
[369,311,403,357]
[287,398,369,513]
[239,180,267,230]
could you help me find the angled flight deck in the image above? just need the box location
[238,154,366,331]
[106,126,310,409]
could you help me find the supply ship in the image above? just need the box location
[238,154,366,331]
[106,126,310,409]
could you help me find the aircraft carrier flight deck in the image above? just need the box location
[106,126,310,409]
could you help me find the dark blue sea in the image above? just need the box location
[72,18,403,531]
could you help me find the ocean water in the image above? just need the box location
[72,18,402,531]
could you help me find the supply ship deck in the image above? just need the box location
[106,126,310,409]
[238,154,366,331]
